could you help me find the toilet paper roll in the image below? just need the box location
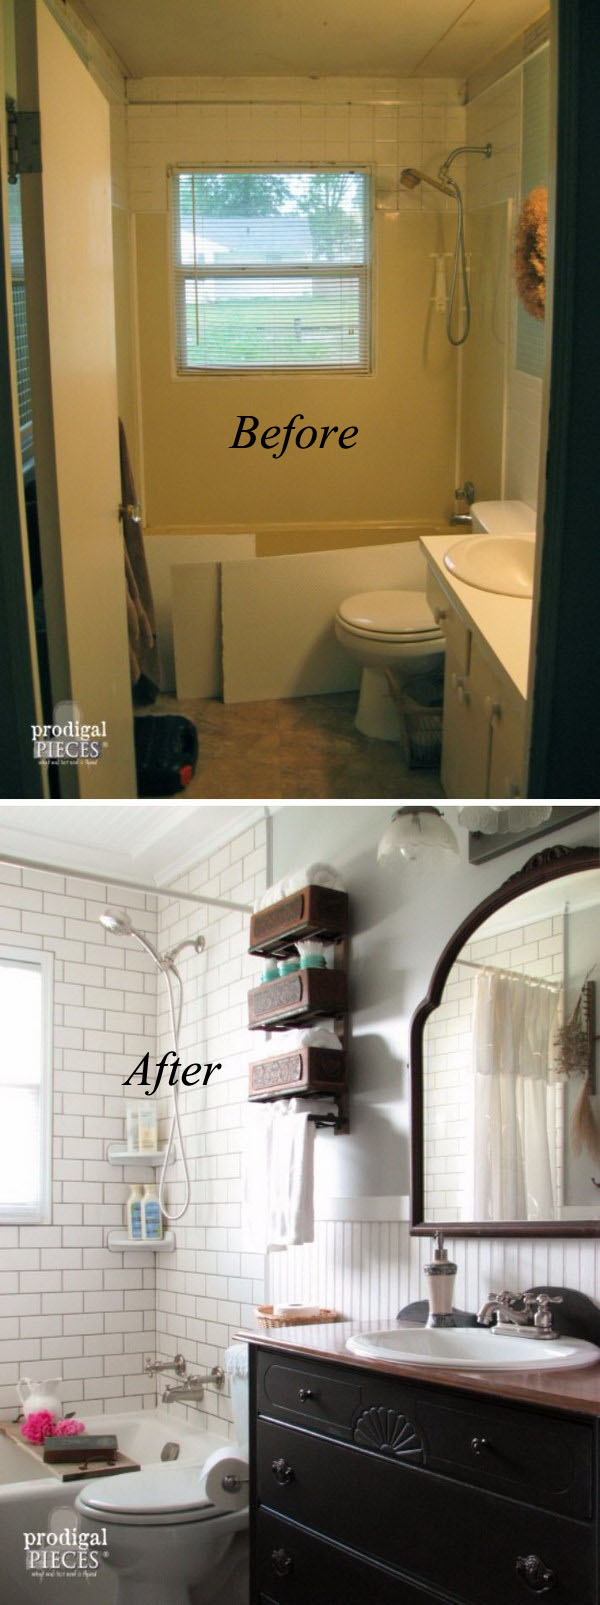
[203,1445,249,1512]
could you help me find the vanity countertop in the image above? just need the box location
[239,1320,600,1417]
[420,533,532,702]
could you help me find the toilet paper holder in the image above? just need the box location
[221,1472,249,1494]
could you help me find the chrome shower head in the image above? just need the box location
[399,167,455,198]
[100,910,133,935]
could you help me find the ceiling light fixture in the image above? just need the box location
[457,806,553,835]
[377,808,460,870]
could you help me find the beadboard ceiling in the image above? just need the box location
[0,804,263,886]
[79,0,547,80]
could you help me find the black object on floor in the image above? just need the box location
[134,714,198,796]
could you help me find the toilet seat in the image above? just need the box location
[336,590,443,640]
[77,1464,227,1527]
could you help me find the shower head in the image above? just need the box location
[99,910,133,936]
[399,167,455,198]
[100,910,205,973]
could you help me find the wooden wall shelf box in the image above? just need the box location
[248,968,346,1031]
[249,1045,347,1100]
[249,885,349,957]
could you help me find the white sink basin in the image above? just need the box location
[443,534,535,597]
[346,1326,600,1371]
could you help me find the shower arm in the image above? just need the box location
[438,142,492,182]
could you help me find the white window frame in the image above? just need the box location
[169,164,373,377]
[0,945,53,1224]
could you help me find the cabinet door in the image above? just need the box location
[441,642,491,797]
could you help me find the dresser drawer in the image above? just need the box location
[418,1394,593,1519]
[254,1511,447,1605]
[258,1355,361,1436]
[256,1420,595,1605]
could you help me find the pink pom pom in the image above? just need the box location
[21,1410,57,1445]
[54,1417,85,1436]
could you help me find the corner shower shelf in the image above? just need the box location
[106,1144,167,1167]
[106,1230,176,1254]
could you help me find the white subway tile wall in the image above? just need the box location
[152,818,268,1438]
[0,867,158,1421]
[125,77,466,219]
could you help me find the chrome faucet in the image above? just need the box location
[477,1290,563,1339]
[162,1365,225,1404]
[144,1352,187,1378]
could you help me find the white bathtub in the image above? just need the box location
[0,1410,244,1605]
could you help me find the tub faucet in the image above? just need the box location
[162,1365,225,1404]
[477,1290,563,1339]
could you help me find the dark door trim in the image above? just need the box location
[528,0,600,797]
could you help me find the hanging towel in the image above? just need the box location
[118,419,161,699]
[243,1099,315,1252]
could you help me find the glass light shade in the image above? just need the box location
[457,806,553,835]
[377,808,459,870]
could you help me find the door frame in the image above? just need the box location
[527,0,600,797]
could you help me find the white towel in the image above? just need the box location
[256,864,346,911]
[243,1099,315,1252]
[282,1025,343,1054]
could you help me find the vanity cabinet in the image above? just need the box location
[425,569,526,798]
[249,1345,598,1605]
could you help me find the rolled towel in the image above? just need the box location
[279,1025,343,1054]
[203,1445,249,1512]
[256,864,346,910]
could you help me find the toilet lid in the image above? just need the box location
[78,1464,214,1520]
[337,590,440,636]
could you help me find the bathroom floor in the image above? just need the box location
[147,692,444,799]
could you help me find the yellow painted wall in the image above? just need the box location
[135,207,458,539]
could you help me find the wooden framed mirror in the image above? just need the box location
[410,844,600,1237]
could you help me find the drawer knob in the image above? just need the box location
[271,1547,294,1578]
[272,1457,295,1486]
[516,1555,556,1594]
[470,1435,490,1455]
[298,1387,315,1402]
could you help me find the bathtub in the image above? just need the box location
[0,1410,243,1605]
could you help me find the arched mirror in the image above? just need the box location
[411,845,600,1237]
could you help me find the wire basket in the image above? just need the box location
[386,669,443,769]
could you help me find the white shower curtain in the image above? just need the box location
[471,970,560,1221]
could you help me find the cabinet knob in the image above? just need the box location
[470,1435,490,1455]
[298,1386,315,1402]
[434,606,448,623]
[271,1547,294,1578]
[272,1457,295,1485]
[516,1555,556,1593]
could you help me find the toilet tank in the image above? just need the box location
[225,1344,249,1451]
[471,499,536,534]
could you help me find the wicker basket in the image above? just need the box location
[255,1305,343,1329]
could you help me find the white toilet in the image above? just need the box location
[75,1354,249,1605]
[470,498,536,535]
[334,589,445,741]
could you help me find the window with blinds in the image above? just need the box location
[0,949,53,1222]
[171,170,371,372]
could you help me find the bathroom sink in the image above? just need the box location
[443,534,535,597]
[346,1327,600,1371]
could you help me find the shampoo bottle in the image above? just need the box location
[126,1104,139,1153]
[126,1185,144,1240]
[138,1105,158,1152]
[142,1184,163,1241]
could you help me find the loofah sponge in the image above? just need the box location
[514,186,547,321]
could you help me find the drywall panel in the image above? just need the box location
[145,532,254,691]
[222,539,426,702]
[172,562,220,699]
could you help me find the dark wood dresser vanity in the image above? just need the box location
[242,1323,600,1605]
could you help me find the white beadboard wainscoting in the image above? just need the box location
[268,1202,600,1325]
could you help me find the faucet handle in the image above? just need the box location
[530,1293,563,1332]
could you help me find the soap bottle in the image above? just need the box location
[138,1104,158,1152]
[126,1184,144,1240]
[142,1184,163,1241]
[424,1231,457,1328]
[126,1104,139,1153]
